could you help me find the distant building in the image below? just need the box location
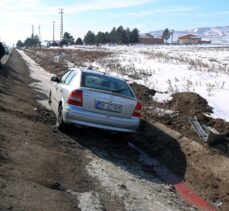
[178,34,211,44]
[139,34,164,45]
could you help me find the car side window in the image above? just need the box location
[60,70,72,83]
[65,71,76,85]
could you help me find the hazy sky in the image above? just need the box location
[0,0,229,45]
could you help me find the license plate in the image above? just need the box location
[95,101,123,113]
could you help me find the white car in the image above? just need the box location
[49,68,142,132]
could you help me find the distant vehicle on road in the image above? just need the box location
[2,43,9,55]
[0,42,7,69]
[49,68,142,132]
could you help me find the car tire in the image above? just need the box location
[48,92,52,105]
[56,106,66,131]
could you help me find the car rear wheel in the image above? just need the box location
[56,106,66,131]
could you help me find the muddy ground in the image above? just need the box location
[1,49,228,210]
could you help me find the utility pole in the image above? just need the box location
[52,21,55,46]
[59,8,64,41]
[38,25,41,48]
[170,29,174,44]
[32,25,34,38]
[38,25,41,41]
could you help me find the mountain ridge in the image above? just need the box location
[148,25,229,44]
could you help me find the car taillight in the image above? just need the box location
[132,102,142,117]
[67,90,83,107]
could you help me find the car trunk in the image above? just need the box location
[82,88,137,118]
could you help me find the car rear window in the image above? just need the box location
[81,72,134,98]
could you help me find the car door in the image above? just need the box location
[60,70,78,105]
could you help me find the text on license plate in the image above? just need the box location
[95,101,123,113]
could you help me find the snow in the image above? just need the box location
[153,92,172,103]
[17,50,53,109]
[89,45,229,121]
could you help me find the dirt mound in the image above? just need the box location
[131,86,229,155]
[167,92,229,135]
[169,92,212,116]
[130,82,156,104]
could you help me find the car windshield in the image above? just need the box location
[81,72,134,98]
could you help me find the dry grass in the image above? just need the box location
[25,48,112,75]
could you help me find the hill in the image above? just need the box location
[149,26,229,44]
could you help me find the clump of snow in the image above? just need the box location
[149,107,176,117]
[153,92,172,103]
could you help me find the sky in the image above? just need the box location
[0,0,229,46]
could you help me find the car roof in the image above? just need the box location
[70,67,124,81]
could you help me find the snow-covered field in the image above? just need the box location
[78,44,229,121]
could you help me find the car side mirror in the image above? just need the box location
[51,76,60,83]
